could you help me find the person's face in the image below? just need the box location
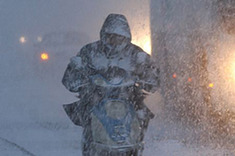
[105,34,127,46]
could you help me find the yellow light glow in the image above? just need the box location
[40,52,49,61]
[210,43,235,111]
[130,9,151,55]
[209,83,214,88]
[19,36,26,43]
[232,62,235,81]
[132,37,152,55]
[143,40,151,55]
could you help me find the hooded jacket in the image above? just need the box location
[62,14,158,94]
[62,13,159,155]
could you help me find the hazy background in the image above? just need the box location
[0,0,152,91]
[0,1,233,155]
[0,0,151,79]
[0,1,153,155]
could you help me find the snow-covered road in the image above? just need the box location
[0,136,35,156]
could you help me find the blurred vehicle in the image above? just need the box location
[33,31,89,81]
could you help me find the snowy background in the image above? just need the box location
[0,0,234,155]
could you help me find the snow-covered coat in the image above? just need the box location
[62,14,159,155]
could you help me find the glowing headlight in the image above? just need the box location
[40,52,49,61]
[209,83,214,88]
[19,36,26,44]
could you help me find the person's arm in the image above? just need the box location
[62,47,89,93]
[135,52,160,93]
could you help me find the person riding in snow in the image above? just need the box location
[62,14,159,156]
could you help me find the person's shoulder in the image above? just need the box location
[129,43,150,57]
[129,43,142,51]
[76,41,100,56]
[128,43,151,64]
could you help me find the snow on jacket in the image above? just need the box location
[62,13,159,155]
[62,14,158,95]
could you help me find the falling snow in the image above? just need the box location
[1,0,235,155]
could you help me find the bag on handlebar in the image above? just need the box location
[90,99,143,152]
